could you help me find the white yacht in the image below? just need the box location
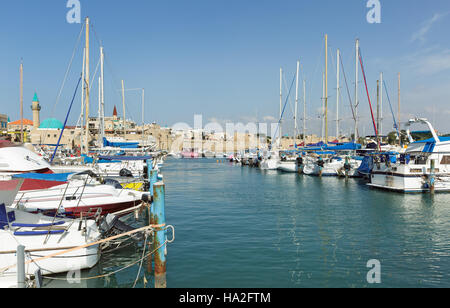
[368,118,450,192]
[0,141,51,179]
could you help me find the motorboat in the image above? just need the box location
[368,118,450,192]
[0,179,101,287]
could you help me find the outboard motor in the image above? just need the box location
[317,159,325,168]
[296,156,303,166]
[119,168,133,178]
[103,179,123,189]
[143,165,149,179]
[98,214,144,242]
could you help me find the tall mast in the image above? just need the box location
[100,46,105,144]
[322,72,325,142]
[279,68,283,146]
[336,48,340,141]
[294,60,300,147]
[324,34,328,143]
[84,17,90,154]
[380,72,383,136]
[303,79,306,145]
[354,39,359,142]
[20,60,24,143]
[121,80,126,138]
[142,88,145,144]
[80,47,85,153]
[377,79,380,144]
[398,72,401,147]
[98,76,101,145]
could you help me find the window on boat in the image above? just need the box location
[441,156,450,165]
[414,156,428,165]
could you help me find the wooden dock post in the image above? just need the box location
[17,245,26,288]
[153,182,167,288]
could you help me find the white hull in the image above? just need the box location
[260,158,279,170]
[14,180,145,217]
[369,164,450,192]
[277,161,298,173]
[0,207,100,279]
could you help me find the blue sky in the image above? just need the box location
[1,0,450,136]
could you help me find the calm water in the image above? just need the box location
[43,158,450,288]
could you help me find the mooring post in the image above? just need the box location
[146,159,154,274]
[17,245,26,288]
[430,159,435,194]
[153,182,167,288]
[345,156,350,180]
[150,169,158,198]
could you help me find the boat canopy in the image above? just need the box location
[98,155,153,161]
[103,138,140,149]
[13,172,73,182]
[412,136,450,144]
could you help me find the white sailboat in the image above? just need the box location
[0,179,101,287]
[278,61,301,173]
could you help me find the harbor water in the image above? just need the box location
[43,158,450,288]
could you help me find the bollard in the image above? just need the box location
[145,160,154,274]
[149,170,158,198]
[430,159,435,194]
[153,182,167,289]
[17,245,26,288]
[344,156,350,180]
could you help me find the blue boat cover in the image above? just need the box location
[412,136,450,144]
[98,155,153,161]
[103,138,140,149]
[357,156,374,175]
[0,204,15,229]
[13,173,73,182]
[81,154,120,164]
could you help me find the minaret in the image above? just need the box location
[31,92,41,129]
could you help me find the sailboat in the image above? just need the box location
[278,61,301,173]
[260,68,285,171]
[0,179,101,287]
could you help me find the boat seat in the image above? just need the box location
[32,226,68,232]
[14,230,65,236]
[11,221,66,228]
[0,204,16,230]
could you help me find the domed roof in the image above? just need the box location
[39,118,64,129]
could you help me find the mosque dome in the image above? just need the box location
[39,118,64,129]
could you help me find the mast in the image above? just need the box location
[20,60,24,143]
[380,72,383,136]
[121,80,126,138]
[377,79,380,145]
[354,39,359,142]
[99,46,105,145]
[84,17,90,154]
[142,88,145,144]
[81,47,85,152]
[303,79,306,145]
[398,72,401,147]
[336,49,340,141]
[321,72,325,142]
[294,60,300,148]
[98,77,101,146]
[279,68,283,146]
[324,34,328,143]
